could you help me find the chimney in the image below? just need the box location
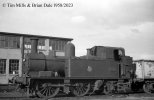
[31,38,38,53]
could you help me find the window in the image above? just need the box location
[24,38,31,49]
[0,59,6,74]
[49,40,68,51]
[118,50,123,56]
[90,47,97,56]
[24,38,45,50]
[25,44,31,49]
[114,49,121,61]
[0,35,20,48]
[9,59,19,74]
[50,40,55,50]
[38,39,45,50]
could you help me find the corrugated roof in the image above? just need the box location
[0,32,73,41]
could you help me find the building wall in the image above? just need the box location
[24,38,68,56]
[0,33,70,84]
[0,35,22,84]
[0,49,22,84]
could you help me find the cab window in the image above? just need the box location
[90,47,97,56]
[114,49,121,61]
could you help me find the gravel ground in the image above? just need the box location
[0,91,154,100]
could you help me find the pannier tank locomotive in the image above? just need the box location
[12,38,137,98]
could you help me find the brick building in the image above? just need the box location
[0,32,73,84]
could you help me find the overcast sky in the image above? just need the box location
[0,0,154,60]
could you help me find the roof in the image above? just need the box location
[96,46,124,50]
[134,59,154,62]
[0,32,73,41]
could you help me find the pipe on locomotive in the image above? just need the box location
[31,38,39,54]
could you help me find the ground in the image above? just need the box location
[0,85,154,100]
[0,91,154,100]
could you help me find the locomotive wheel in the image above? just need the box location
[36,82,60,98]
[143,83,153,94]
[72,82,90,96]
[15,84,27,95]
[103,82,113,95]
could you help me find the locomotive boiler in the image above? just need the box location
[12,38,137,99]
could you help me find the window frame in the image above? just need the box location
[0,35,20,49]
[9,59,19,75]
[0,59,6,75]
[49,39,68,51]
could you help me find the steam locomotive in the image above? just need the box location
[11,38,152,99]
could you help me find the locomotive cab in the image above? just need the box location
[86,46,135,79]
[87,46,125,61]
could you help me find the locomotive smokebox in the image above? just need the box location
[31,38,38,53]
[65,42,75,58]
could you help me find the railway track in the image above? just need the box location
[0,92,154,100]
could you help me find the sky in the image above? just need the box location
[0,0,154,60]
